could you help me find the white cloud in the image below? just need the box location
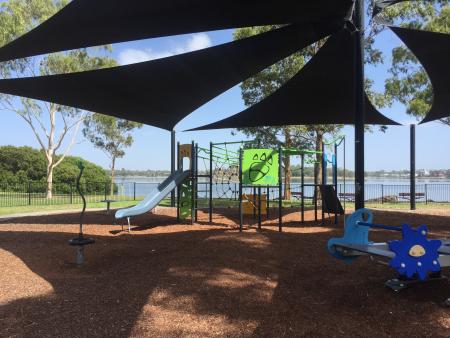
[118,33,212,65]
[181,33,213,53]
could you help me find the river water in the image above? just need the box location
[114,176,450,202]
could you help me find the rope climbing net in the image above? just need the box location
[211,143,240,200]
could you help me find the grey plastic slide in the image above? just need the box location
[115,169,190,219]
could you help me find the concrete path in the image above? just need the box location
[0,208,107,221]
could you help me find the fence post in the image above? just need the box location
[381,184,384,204]
[133,182,136,201]
[104,182,108,200]
[28,181,32,205]
[70,183,73,204]
[425,184,428,205]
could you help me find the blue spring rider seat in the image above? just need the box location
[328,209,442,280]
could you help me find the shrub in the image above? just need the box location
[0,146,111,194]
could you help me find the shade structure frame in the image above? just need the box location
[0,0,355,63]
[0,22,344,130]
[387,25,450,124]
[189,27,399,132]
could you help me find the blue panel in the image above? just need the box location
[389,225,442,280]
[327,208,373,262]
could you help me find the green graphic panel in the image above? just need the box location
[242,149,279,185]
[179,179,192,220]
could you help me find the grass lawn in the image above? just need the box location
[0,200,139,217]
[0,196,448,217]
[351,202,450,210]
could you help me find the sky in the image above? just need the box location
[0,13,449,172]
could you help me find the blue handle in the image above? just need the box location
[356,221,402,232]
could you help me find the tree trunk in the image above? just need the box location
[46,162,54,199]
[314,132,324,203]
[283,155,292,200]
[283,128,292,200]
[110,156,116,197]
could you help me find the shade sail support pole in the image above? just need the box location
[171,130,176,207]
[410,124,416,210]
[354,0,365,210]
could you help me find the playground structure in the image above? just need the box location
[321,136,346,223]
[112,136,347,231]
[112,136,346,231]
[328,209,450,305]
[68,162,95,266]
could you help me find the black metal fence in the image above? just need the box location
[336,183,450,205]
[0,181,133,207]
[1,180,450,208]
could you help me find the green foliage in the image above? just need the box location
[83,115,142,161]
[83,114,142,195]
[233,26,338,148]
[0,146,111,192]
[291,165,353,178]
[377,2,450,125]
[232,26,345,169]
[0,0,117,198]
[0,146,46,183]
[114,168,171,178]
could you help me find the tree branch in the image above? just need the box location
[53,115,84,167]
[18,112,47,154]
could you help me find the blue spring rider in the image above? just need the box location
[328,209,442,280]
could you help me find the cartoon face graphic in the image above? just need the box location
[248,152,273,183]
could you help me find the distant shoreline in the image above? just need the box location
[115,175,449,179]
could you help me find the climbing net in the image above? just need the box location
[211,143,241,200]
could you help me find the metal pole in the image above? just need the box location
[209,142,213,223]
[314,187,318,222]
[28,182,32,205]
[171,130,176,207]
[176,142,180,222]
[258,186,262,230]
[334,143,338,224]
[301,154,305,224]
[343,136,346,213]
[191,141,195,225]
[322,142,327,185]
[278,146,282,232]
[354,0,366,210]
[195,143,199,222]
[321,142,325,223]
[410,124,416,210]
[239,148,243,232]
[253,186,256,221]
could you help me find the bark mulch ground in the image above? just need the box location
[0,207,449,337]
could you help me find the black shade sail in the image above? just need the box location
[190,29,399,131]
[389,26,450,123]
[0,23,339,130]
[0,0,354,62]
